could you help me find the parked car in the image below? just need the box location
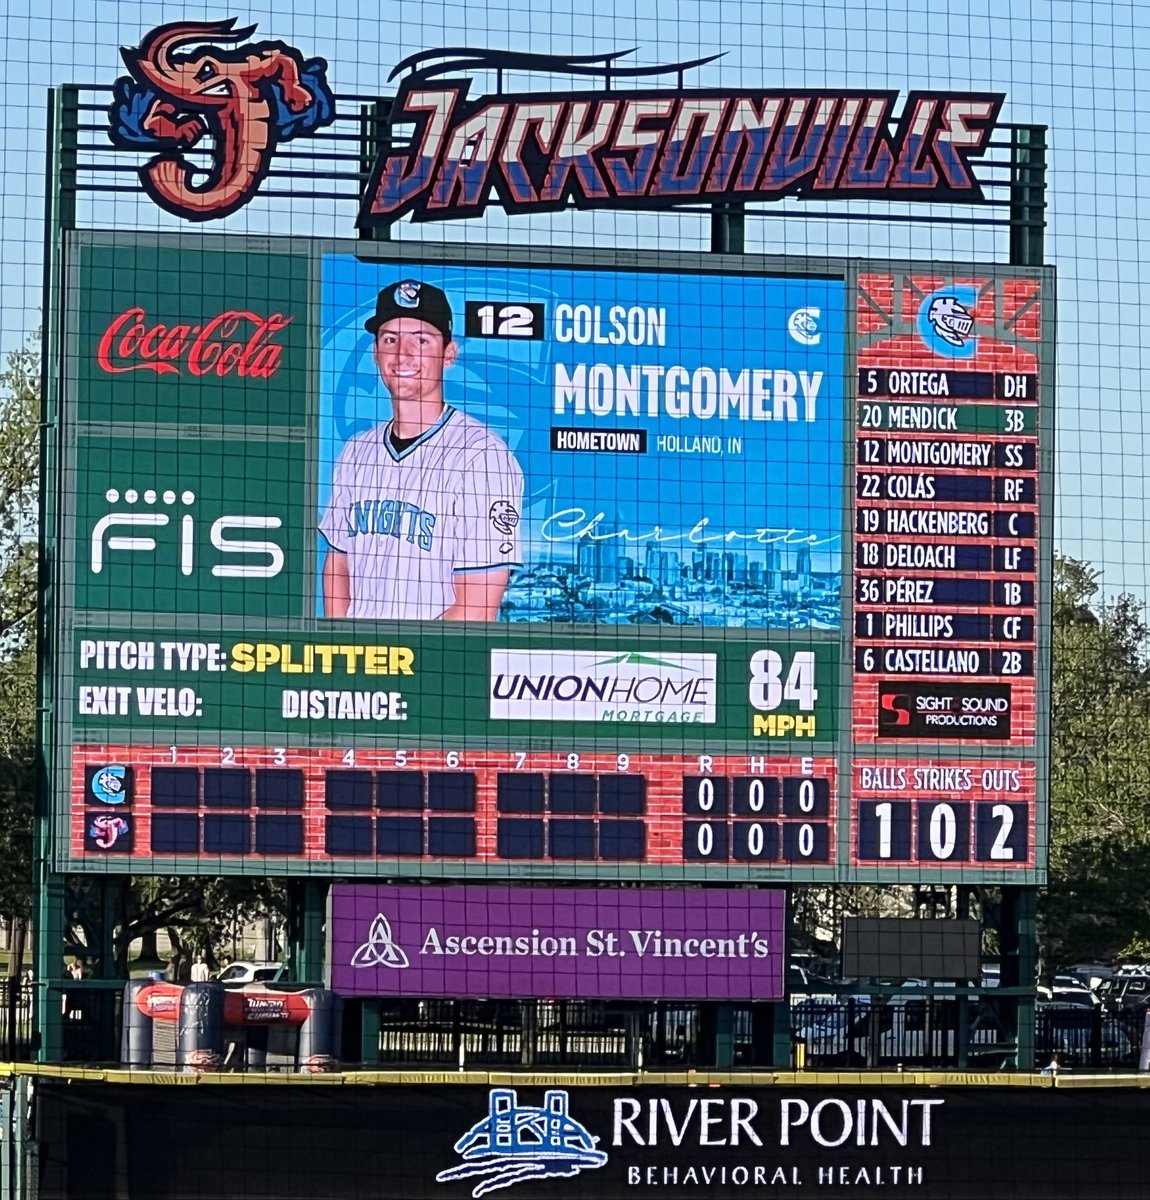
[787,964,843,1001]
[1035,1001,1137,1067]
[792,996,1002,1068]
[791,997,869,1065]
[1096,964,1150,1011]
[1036,975,1097,1007]
[793,995,1141,1071]
[214,961,285,985]
[1064,962,1114,990]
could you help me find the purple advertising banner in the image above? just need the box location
[329,885,786,1001]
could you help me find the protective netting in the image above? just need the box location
[0,2,1147,1197]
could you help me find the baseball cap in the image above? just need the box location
[364,280,453,340]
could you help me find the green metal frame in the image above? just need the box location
[1000,123,1047,1073]
[34,86,74,1064]
[32,91,1049,1071]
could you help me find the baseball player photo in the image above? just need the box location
[319,279,524,620]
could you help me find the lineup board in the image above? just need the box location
[849,270,1046,871]
[54,234,1052,880]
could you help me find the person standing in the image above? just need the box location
[320,279,523,620]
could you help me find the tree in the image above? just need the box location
[1041,555,1150,964]
[0,337,285,980]
[798,556,1150,974]
[0,336,41,971]
[0,337,39,647]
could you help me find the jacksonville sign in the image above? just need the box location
[363,51,1003,226]
[107,27,1005,225]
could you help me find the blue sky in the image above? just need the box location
[1,0,1147,597]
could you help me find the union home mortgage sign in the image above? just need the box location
[105,28,1005,225]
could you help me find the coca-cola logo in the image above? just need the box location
[96,307,292,378]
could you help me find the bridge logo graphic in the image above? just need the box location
[436,1088,608,1196]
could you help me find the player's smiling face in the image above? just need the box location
[373,317,458,405]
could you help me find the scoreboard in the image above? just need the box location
[849,269,1047,874]
[53,234,1051,881]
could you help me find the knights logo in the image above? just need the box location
[927,296,975,347]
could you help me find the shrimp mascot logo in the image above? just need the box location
[108,19,336,222]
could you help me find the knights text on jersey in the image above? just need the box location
[320,407,524,619]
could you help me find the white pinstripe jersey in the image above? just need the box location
[320,406,524,620]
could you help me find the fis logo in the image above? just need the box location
[436,1088,607,1197]
[920,288,979,358]
[787,307,821,346]
[90,486,284,581]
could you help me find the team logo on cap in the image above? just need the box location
[394,281,423,308]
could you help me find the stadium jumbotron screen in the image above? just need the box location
[57,233,1052,881]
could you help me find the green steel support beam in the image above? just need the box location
[698,1002,735,1068]
[359,100,392,241]
[35,875,65,1063]
[287,880,329,984]
[710,201,746,254]
[34,86,75,1065]
[1009,125,1047,268]
[956,997,971,1070]
[359,999,382,1066]
[96,879,128,1061]
[999,886,1038,1070]
[705,205,746,1070]
[713,1005,735,1068]
[998,124,1046,1071]
[57,85,79,233]
[97,879,121,977]
[771,1001,793,1069]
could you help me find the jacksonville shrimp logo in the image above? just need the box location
[108,19,336,222]
[89,815,130,850]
